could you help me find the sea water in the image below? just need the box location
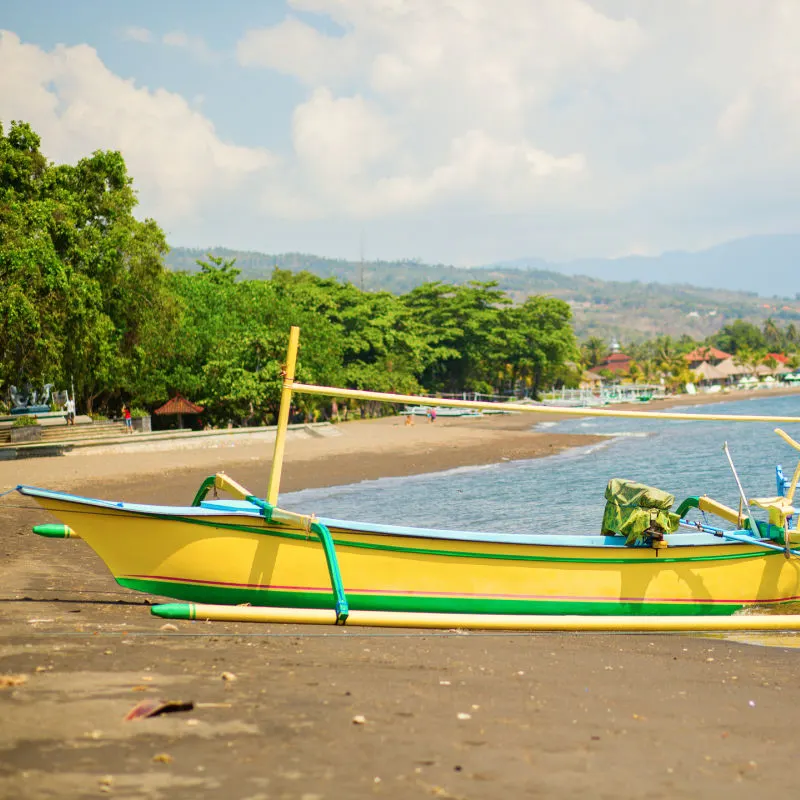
[281,393,800,536]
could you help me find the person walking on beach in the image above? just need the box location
[123,404,133,434]
[64,395,75,426]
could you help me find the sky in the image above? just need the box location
[2,0,800,267]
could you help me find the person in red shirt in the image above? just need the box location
[123,404,133,434]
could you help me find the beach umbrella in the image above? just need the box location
[154,394,204,430]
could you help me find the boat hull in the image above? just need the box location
[21,488,800,617]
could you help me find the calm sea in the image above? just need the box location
[281,393,800,536]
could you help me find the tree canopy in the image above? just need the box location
[1,121,583,423]
[1,120,172,412]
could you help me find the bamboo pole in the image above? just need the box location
[773,429,800,505]
[151,603,800,632]
[775,428,800,452]
[290,382,800,424]
[266,326,300,504]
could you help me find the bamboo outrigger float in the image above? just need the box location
[16,326,800,631]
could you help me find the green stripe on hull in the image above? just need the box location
[118,577,744,617]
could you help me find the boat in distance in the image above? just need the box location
[16,326,800,627]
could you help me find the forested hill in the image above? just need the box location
[165,247,800,343]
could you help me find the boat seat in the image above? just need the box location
[749,496,796,529]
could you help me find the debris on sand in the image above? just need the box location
[0,674,28,689]
[124,699,194,721]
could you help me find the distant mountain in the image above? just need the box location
[164,241,800,343]
[493,234,800,297]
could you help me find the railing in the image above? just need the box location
[540,385,667,407]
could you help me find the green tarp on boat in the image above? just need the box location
[602,478,681,546]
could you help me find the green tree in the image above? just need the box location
[712,320,766,354]
[785,323,798,349]
[626,361,642,384]
[270,269,428,399]
[0,121,172,413]
[0,122,67,389]
[196,253,241,284]
[581,336,607,368]
[734,345,767,379]
[502,296,579,398]
[763,318,782,352]
[403,281,509,393]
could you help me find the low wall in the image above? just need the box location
[0,422,340,460]
[132,416,152,433]
[10,426,42,444]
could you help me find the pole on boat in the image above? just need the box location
[266,325,300,505]
[776,429,800,508]
[151,603,800,632]
[722,442,762,541]
[289,382,800,424]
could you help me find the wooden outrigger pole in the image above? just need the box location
[152,604,800,632]
[267,326,300,504]
[291,383,800,424]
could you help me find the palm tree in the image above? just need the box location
[763,318,782,352]
[626,361,642,384]
[663,352,693,393]
[734,346,767,380]
[640,359,659,385]
[581,336,607,368]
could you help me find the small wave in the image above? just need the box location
[582,441,614,455]
[600,431,653,439]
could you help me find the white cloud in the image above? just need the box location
[717,93,752,141]
[161,30,220,63]
[243,1,612,221]
[237,17,357,83]
[0,31,274,224]
[292,89,396,182]
[233,0,800,260]
[122,26,152,44]
[7,0,800,267]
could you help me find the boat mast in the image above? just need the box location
[266,326,300,504]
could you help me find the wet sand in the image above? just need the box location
[2,388,800,799]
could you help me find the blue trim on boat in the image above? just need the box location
[200,499,263,512]
[317,516,735,548]
[17,485,257,518]
[16,484,746,550]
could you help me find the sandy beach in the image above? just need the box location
[2,387,800,799]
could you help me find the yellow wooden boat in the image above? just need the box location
[17,326,800,627]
